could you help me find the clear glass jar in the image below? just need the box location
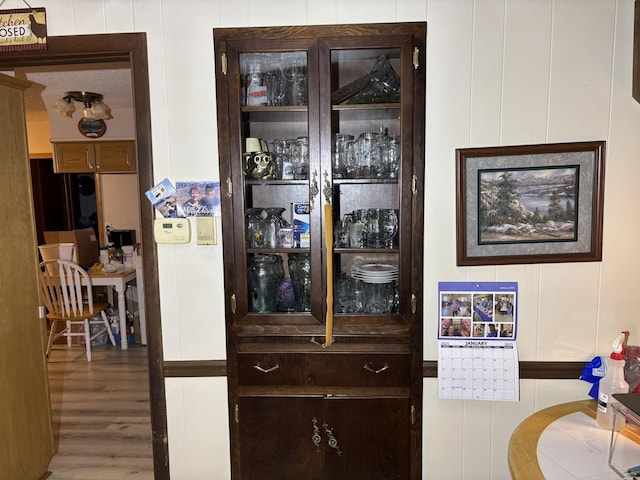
[247,254,284,312]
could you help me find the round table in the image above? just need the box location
[509,399,640,479]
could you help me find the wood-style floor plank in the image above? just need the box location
[46,344,154,479]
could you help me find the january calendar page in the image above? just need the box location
[437,282,520,401]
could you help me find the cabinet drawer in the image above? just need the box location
[237,353,411,387]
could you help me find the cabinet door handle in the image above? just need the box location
[86,151,94,170]
[309,170,319,211]
[322,170,332,205]
[253,363,280,373]
[363,363,389,374]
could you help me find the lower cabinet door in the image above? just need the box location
[237,396,411,480]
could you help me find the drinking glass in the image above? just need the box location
[292,137,308,180]
[266,56,287,106]
[288,253,311,312]
[382,209,399,248]
[387,134,400,178]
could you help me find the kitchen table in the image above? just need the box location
[88,266,137,349]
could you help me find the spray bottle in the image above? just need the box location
[596,331,629,431]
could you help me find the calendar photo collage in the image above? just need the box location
[438,287,516,340]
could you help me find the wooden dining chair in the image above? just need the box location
[39,259,116,361]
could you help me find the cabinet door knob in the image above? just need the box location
[363,363,389,374]
[253,363,280,373]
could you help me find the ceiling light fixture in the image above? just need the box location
[52,91,113,120]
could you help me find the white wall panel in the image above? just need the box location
[132,0,171,182]
[308,0,338,24]
[170,229,227,359]
[461,399,494,479]
[470,0,506,145]
[497,264,541,360]
[423,379,465,479]
[36,0,76,36]
[537,263,601,359]
[423,0,474,362]
[336,0,398,23]
[166,378,231,479]
[219,0,251,27]
[161,1,220,179]
[397,0,428,22]
[72,0,108,34]
[104,0,135,32]
[548,0,615,142]
[249,0,309,26]
[501,0,553,144]
[598,0,640,356]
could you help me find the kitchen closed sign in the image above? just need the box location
[0,7,47,52]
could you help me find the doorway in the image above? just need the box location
[0,34,167,479]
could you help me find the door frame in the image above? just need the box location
[0,33,168,479]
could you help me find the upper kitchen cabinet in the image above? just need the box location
[214,23,426,479]
[52,140,136,173]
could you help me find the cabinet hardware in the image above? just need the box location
[86,151,94,170]
[234,403,239,424]
[221,53,227,75]
[411,405,416,425]
[412,174,418,196]
[226,177,232,198]
[322,171,332,205]
[411,294,417,314]
[309,170,319,211]
[363,363,390,374]
[231,294,236,314]
[413,47,419,69]
[312,417,322,452]
[125,153,130,166]
[323,422,342,456]
[253,363,280,373]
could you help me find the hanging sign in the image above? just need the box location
[0,7,47,52]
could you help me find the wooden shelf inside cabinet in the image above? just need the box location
[331,103,400,121]
[241,106,308,122]
[245,179,308,186]
[246,248,311,254]
[334,248,399,254]
[333,178,399,185]
[332,103,400,111]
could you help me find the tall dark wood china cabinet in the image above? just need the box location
[213,22,426,479]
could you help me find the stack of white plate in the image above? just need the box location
[351,263,399,283]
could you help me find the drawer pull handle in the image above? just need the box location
[363,363,389,374]
[253,363,280,374]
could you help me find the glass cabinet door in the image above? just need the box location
[320,37,422,325]
[223,41,324,326]
[220,31,420,336]
[324,46,403,320]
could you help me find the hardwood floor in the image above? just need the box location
[45,344,154,479]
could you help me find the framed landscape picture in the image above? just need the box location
[456,141,605,266]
